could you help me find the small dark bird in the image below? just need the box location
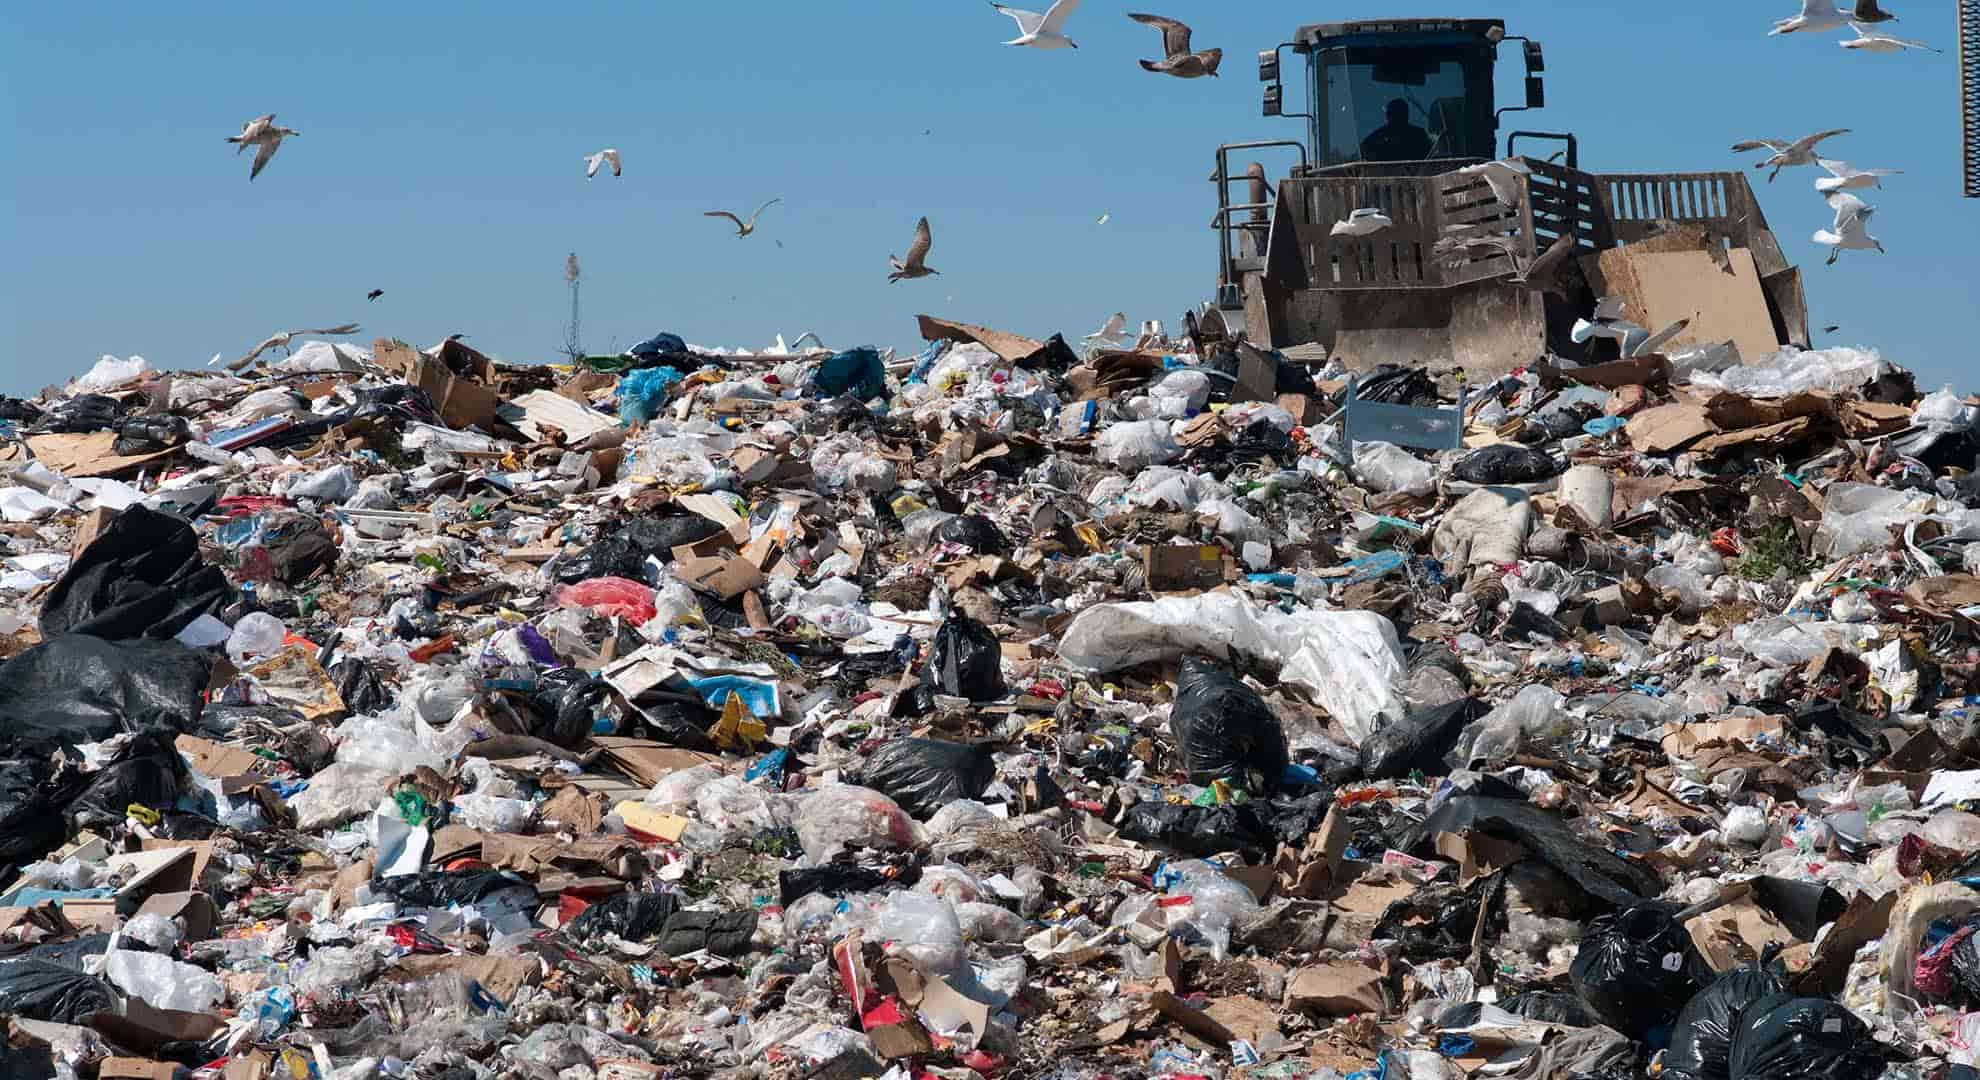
[1823,324,1842,333]
[446,333,467,342]
[366,289,384,302]
[1851,0,1898,23]
[1129,13,1221,77]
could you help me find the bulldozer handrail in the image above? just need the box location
[1214,140,1309,288]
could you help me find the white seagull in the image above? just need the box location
[1456,158,1531,211]
[990,0,1082,49]
[704,198,782,238]
[229,323,361,371]
[1814,191,1883,264]
[1815,159,1901,193]
[226,113,300,181]
[1769,0,1856,35]
[584,149,622,179]
[1731,128,1850,182]
[1330,208,1395,238]
[1082,312,1131,347]
[1840,24,1941,51]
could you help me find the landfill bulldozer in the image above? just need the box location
[1204,17,1811,377]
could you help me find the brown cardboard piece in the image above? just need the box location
[174,734,267,785]
[675,554,768,599]
[71,506,120,557]
[1149,990,1236,1046]
[224,1051,272,1080]
[1625,403,1716,455]
[25,432,178,478]
[588,737,720,788]
[92,1000,225,1056]
[136,891,218,941]
[1287,963,1390,1017]
[1583,242,1781,361]
[1689,896,1795,972]
[916,315,1044,364]
[1433,832,1529,888]
[411,356,502,432]
[1143,544,1230,593]
[98,1059,180,1080]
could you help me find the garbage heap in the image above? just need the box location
[10,320,1980,1080]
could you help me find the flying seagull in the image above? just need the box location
[1816,158,1901,193]
[1096,213,1110,226]
[1814,191,1883,264]
[1511,233,1578,297]
[1731,129,1850,182]
[1330,209,1394,237]
[887,217,939,283]
[704,198,782,238]
[990,0,1081,49]
[229,323,361,371]
[1769,0,1856,35]
[1456,158,1532,210]
[226,113,300,181]
[1840,24,1941,51]
[1082,312,1131,347]
[1850,0,1898,22]
[366,289,384,302]
[584,149,621,179]
[1130,14,1222,78]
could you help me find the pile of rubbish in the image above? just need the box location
[10,316,1980,1080]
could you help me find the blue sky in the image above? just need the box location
[4,2,1975,393]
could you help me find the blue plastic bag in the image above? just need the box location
[617,367,684,425]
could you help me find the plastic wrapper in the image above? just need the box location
[1568,903,1713,1040]
[855,737,995,819]
[1158,859,1260,960]
[329,657,393,716]
[875,889,968,976]
[370,869,536,912]
[1663,961,1786,1080]
[1724,992,1885,1079]
[289,762,392,830]
[793,784,922,867]
[1685,345,1886,396]
[1170,656,1289,794]
[1094,419,1182,470]
[695,774,781,835]
[104,943,223,1012]
[1353,441,1436,496]
[956,900,1029,943]
[452,791,533,833]
[555,576,658,625]
[226,611,287,662]
[1360,698,1485,779]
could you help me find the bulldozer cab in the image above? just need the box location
[1214,17,1807,378]
[1298,20,1505,168]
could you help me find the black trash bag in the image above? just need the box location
[779,863,911,907]
[920,614,1006,702]
[1725,993,1885,1080]
[1400,796,1663,907]
[628,331,689,360]
[1228,419,1296,464]
[261,516,339,586]
[33,394,127,434]
[551,515,726,585]
[0,960,117,1022]
[932,514,1010,556]
[39,505,231,642]
[0,635,213,754]
[1452,445,1561,485]
[624,695,720,752]
[567,892,676,942]
[1360,698,1486,780]
[1569,903,1715,1041]
[529,668,611,748]
[1664,960,1788,1080]
[1749,877,1846,942]
[194,702,308,739]
[855,738,995,819]
[1501,990,1600,1027]
[369,869,535,909]
[0,398,44,424]
[0,933,115,969]
[1171,655,1289,795]
[0,758,72,870]
[1330,365,1436,407]
[111,415,191,457]
[329,658,393,717]
[1117,800,1275,858]
[656,908,759,957]
[66,732,186,830]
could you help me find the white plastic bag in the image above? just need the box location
[105,942,223,1012]
[1094,419,1182,471]
[793,785,921,867]
[875,890,967,976]
[76,355,152,391]
[1353,442,1436,496]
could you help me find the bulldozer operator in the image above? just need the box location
[1360,98,1434,162]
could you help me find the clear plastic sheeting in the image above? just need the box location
[1684,345,1889,396]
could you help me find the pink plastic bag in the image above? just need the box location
[555,577,657,625]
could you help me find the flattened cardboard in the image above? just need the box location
[98,1058,179,1080]
[675,554,767,599]
[411,356,501,432]
[587,737,720,788]
[1286,963,1389,1017]
[916,315,1043,364]
[26,432,178,479]
[1143,544,1229,593]
[1625,403,1715,455]
[91,999,225,1054]
[136,891,218,941]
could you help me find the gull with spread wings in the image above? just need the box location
[228,324,361,371]
[888,218,940,283]
[1130,14,1221,78]
[1731,128,1850,182]
[226,113,300,181]
[990,0,1081,49]
[704,199,782,238]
